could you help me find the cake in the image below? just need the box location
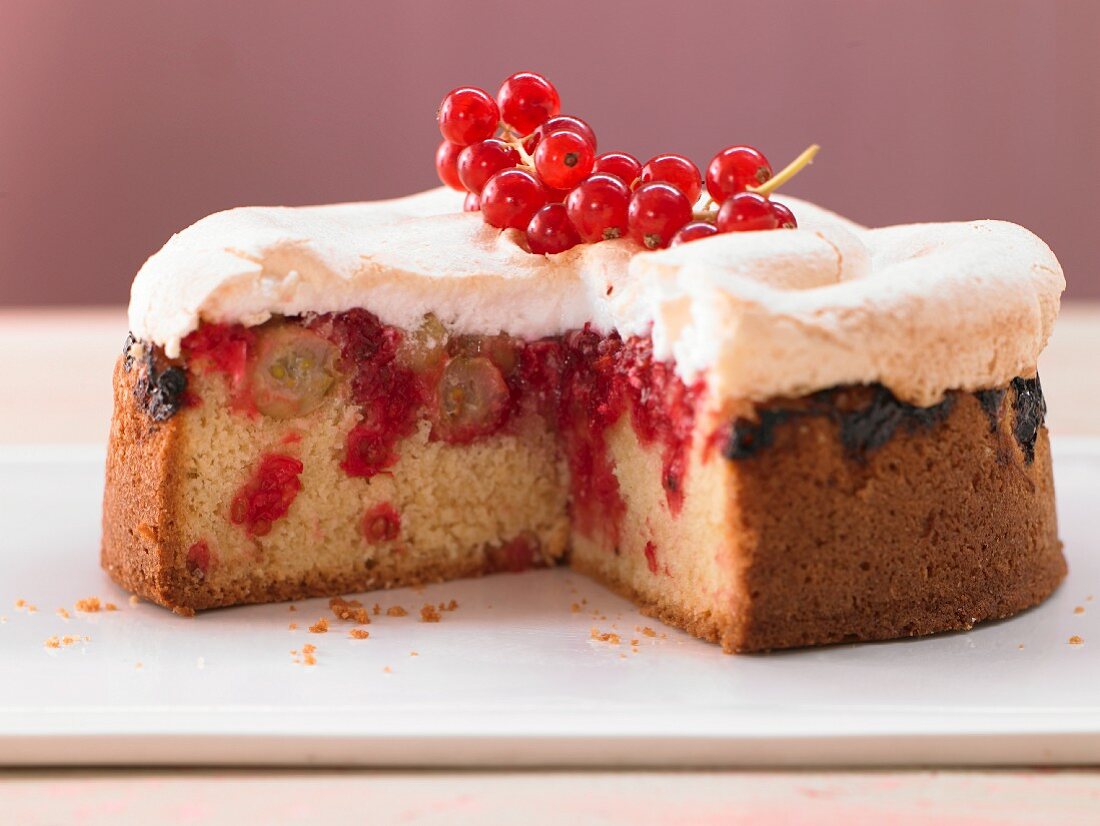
[102,73,1066,652]
[102,185,1066,652]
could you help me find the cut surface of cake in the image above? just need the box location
[103,188,1066,652]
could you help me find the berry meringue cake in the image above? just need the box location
[103,186,1065,652]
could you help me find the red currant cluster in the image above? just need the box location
[436,72,817,255]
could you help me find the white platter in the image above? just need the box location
[0,441,1098,768]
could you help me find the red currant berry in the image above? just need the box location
[565,174,631,243]
[592,152,642,187]
[706,145,773,202]
[640,154,702,203]
[464,192,480,212]
[526,203,581,255]
[670,221,719,246]
[437,87,499,146]
[627,182,693,250]
[457,138,519,194]
[533,130,595,190]
[496,72,560,136]
[771,200,797,228]
[716,192,779,232]
[480,168,547,230]
[435,140,464,191]
[525,115,597,154]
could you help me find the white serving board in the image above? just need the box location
[0,441,1097,768]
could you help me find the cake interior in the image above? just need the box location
[104,308,1063,651]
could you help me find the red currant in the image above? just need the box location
[437,87,499,146]
[457,138,519,194]
[640,154,702,203]
[526,203,581,255]
[463,192,480,212]
[533,130,595,190]
[525,115,597,154]
[592,152,642,187]
[480,168,547,230]
[706,146,773,202]
[627,182,693,250]
[565,174,631,243]
[716,192,779,232]
[496,72,560,136]
[670,221,719,246]
[771,200,797,228]
[435,141,464,191]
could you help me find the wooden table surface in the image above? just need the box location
[1,306,1098,825]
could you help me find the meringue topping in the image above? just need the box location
[128,187,1063,405]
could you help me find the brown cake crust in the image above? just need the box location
[730,386,1063,652]
[101,356,189,611]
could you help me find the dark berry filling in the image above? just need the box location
[725,379,1045,464]
[1011,376,1046,463]
[132,343,187,422]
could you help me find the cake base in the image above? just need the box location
[102,323,1064,650]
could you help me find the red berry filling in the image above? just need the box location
[644,541,658,574]
[186,539,213,578]
[229,453,304,538]
[181,323,256,412]
[363,502,401,544]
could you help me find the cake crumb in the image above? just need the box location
[75,597,101,613]
[302,644,317,665]
[15,599,37,613]
[309,618,329,634]
[1069,635,1084,646]
[289,623,298,631]
[330,596,370,624]
[105,602,118,612]
[56,608,70,620]
[420,604,442,623]
[135,662,143,669]
[641,626,657,638]
[288,604,297,612]
[446,599,458,611]
[44,634,89,648]
[571,603,581,613]
[590,627,621,645]
[410,651,419,656]
[631,639,640,646]
[383,666,393,674]
[373,603,381,616]
[1074,606,1085,614]
[349,629,370,640]
[386,606,408,617]
[1018,644,1025,649]
[128,594,140,607]
[1087,595,1094,602]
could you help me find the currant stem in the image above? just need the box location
[498,122,535,168]
[750,144,819,198]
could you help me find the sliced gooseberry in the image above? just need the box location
[433,355,510,443]
[447,333,519,377]
[249,325,340,419]
[396,314,448,375]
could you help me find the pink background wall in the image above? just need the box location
[1,0,1098,306]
